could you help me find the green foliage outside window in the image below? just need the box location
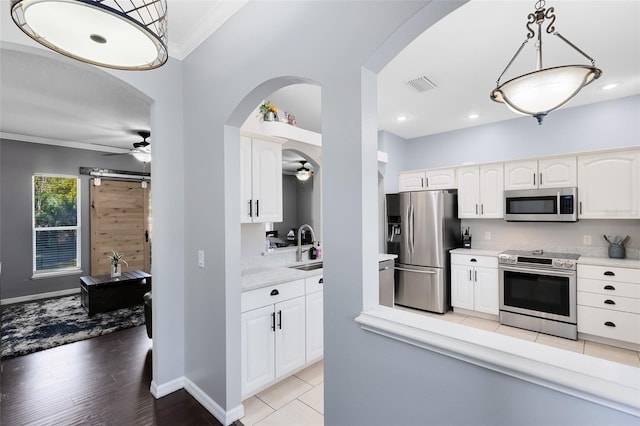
[34,176,78,227]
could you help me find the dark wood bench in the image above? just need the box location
[80,270,151,316]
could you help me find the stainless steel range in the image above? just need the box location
[498,250,580,340]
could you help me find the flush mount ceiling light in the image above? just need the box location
[490,0,601,124]
[11,0,168,70]
[296,161,313,182]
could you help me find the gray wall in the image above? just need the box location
[403,95,640,170]
[0,139,146,300]
[275,175,300,238]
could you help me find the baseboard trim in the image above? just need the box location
[1,288,80,305]
[150,377,184,399]
[184,377,244,426]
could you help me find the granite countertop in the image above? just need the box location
[577,256,640,269]
[450,248,502,257]
[242,253,399,292]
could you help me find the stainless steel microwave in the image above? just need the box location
[504,187,578,222]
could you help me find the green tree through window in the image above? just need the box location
[33,175,80,273]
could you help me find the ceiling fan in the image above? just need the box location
[296,161,313,181]
[103,130,152,162]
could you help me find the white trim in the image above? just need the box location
[1,132,129,153]
[184,377,245,426]
[31,269,83,280]
[356,306,640,417]
[150,377,184,399]
[0,287,80,305]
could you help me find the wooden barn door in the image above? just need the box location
[90,180,151,275]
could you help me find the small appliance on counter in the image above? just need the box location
[462,227,472,248]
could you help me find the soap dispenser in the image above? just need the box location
[463,227,472,249]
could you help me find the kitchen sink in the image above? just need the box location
[288,261,323,271]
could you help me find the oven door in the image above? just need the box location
[499,265,576,324]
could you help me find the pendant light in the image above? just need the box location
[10,0,168,70]
[296,161,313,182]
[490,0,601,124]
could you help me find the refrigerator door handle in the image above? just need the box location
[395,266,436,274]
[409,203,415,253]
[405,204,411,255]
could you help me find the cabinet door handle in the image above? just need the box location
[256,200,260,217]
[469,270,472,281]
[421,178,424,188]
[270,289,279,296]
[603,285,616,291]
[579,201,582,215]
[474,270,477,282]
[603,271,615,276]
[539,172,542,185]
[249,200,253,217]
[533,173,536,186]
[604,321,616,328]
[271,312,276,331]
[475,204,478,215]
[278,310,282,329]
[604,299,616,305]
[319,278,323,284]
[481,204,484,215]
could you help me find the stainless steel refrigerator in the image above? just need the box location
[394,190,460,313]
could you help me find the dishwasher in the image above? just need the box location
[379,259,395,307]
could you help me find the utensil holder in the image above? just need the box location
[608,244,626,259]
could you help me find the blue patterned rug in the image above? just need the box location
[1,294,145,359]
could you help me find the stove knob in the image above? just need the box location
[553,259,564,268]
[565,260,574,268]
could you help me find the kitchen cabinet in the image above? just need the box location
[451,254,499,316]
[398,168,456,192]
[577,149,640,219]
[240,135,283,223]
[577,263,640,347]
[305,275,324,362]
[456,163,504,218]
[241,279,306,398]
[504,156,576,190]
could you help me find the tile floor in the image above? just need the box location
[241,309,640,425]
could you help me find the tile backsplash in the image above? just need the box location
[460,218,640,260]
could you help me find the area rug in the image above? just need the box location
[1,294,145,360]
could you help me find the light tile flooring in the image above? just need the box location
[242,309,640,425]
[242,360,324,426]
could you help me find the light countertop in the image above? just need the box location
[450,248,502,257]
[577,256,640,269]
[379,253,397,262]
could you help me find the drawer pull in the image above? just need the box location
[603,285,616,291]
[603,271,615,276]
[603,299,616,305]
[319,278,324,284]
[470,258,477,262]
[604,321,616,328]
[270,289,279,296]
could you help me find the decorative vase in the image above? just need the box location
[264,111,275,121]
[111,264,122,278]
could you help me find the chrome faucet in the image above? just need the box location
[296,224,315,262]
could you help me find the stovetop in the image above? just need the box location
[498,249,580,270]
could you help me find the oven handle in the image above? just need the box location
[499,264,576,277]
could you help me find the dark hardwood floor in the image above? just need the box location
[1,325,239,426]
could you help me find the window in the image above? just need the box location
[32,175,81,276]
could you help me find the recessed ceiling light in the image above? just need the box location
[396,115,408,122]
[602,83,618,90]
[468,113,479,120]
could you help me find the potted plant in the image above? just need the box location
[107,250,128,278]
[259,100,278,121]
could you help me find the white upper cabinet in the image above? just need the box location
[504,157,576,190]
[577,149,640,219]
[457,163,504,218]
[240,136,283,223]
[398,168,456,192]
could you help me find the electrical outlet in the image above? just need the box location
[583,235,592,245]
[198,250,205,268]
[484,231,491,240]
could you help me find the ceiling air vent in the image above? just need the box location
[407,76,437,92]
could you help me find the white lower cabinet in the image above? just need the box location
[241,275,323,399]
[577,263,640,347]
[451,254,499,316]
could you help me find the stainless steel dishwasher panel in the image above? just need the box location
[379,259,395,307]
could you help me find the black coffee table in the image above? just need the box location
[80,270,151,316]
